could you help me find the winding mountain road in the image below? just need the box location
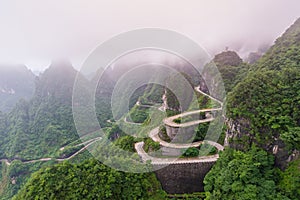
[149,127,202,148]
[135,142,220,165]
[134,86,224,165]
[163,109,219,128]
[163,86,222,128]
[195,86,223,106]
[0,137,102,166]
[0,86,224,167]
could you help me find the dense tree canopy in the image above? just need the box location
[13,160,166,200]
[279,158,300,199]
[204,146,289,200]
[227,18,300,169]
[1,17,300,200]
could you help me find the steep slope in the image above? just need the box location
[255,18,300,71]
[0,65,35,112]
[227,18,300,169]
[0,62,93,199]
[214,51,243,67]
[213,50,250,93]
[34,60,77,104]
[204,146,287,199]
[13,159,166,200]
[2,61,86,160]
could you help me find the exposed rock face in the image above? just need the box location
[165,125,179,139]
[287,150,300,162]
[225,118,250,150]
[226,18,300,170]
[226,117,300,169]
[162,89,171,111]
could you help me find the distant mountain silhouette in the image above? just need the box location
[0,65,35,112]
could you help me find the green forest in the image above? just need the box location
[0,16,299,200]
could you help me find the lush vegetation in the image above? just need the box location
[139,84,164,105]
[129,106,149,123]
[194,123,209,141]
[181,147,199,157]
[166,109,180,117]
[13,160,166,200]
[204,18,300,200]
[0,63,116,199]
[227,18,300,169]
[196,94,213,109]
[1,17,300,200]
[200,143,218,156]
[158,126,171,142]
[107,124,125,140]
[204,146,288,200]
[181,143,217,158]
[144,138,160,153]
[0,160,56,200]
[114,136,138,152]
[213,51,250,93]
[0,63,82,161]
[228,68,300,149]
[278,158,300,199]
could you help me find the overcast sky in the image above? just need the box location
[0,0,299,71]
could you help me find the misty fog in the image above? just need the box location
[0,0,299,71]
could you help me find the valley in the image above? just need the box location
[0,14,299,200]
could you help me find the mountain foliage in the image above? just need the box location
[0,62,80,160]
[204,146,289,200]
[227,18,300,168]
[0,62,105,199]
[1,18,300,200]
[213,51,250,92]
[13,160,166,200]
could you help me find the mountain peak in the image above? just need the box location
[213,51,243,67]
[35,61,78,104]
[0,65,35,112]
[48,59,74,72]
[256,17,300,70]
[274,17,300,47]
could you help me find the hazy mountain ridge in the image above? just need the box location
[0,62,92,199]
[1,18,300,200]
[213,50,250,92]
[0,65,35,113]
[203,18,300,200]
[227,18,300,169]
[255,18,300,71]
[1,63,79,160]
